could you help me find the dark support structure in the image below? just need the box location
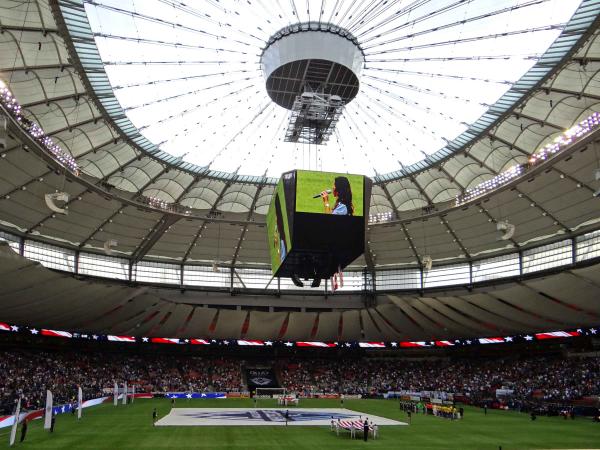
[131,214,181,264]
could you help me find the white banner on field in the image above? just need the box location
[0,396,112,430]
[122,382,127,405]
[8,397,21,447]
[77,386,83,420]
[44,390,53,430]
[132,385,135,403]
[114,382,118,406]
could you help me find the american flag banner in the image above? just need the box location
[150,337,181,344]
[166,392,227,399]
[107,335,136,343]
[190,339,210,345]
[236,340,265,346]
[358,342,386,348]
[0,322,11,332]
[41,329,72,338]
[535,330,580,340]
[400,341,432,348]
[478,337,506,344]
[296,341,337,347]
[435,340,455,347]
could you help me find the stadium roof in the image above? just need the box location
[0,1,599,276]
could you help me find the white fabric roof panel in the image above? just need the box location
[210,309,245,339]
[437,295,527,335]
[314,311,340,341]
[526,271,600,316]
[461,293,555,331]
[184,307,217,338]
[245,311,287,340]
[360,309,383,341]
[376,302,426,339]
[157,304,193,338]
[492,285,589,325]
[284,312,317,341]
[408,298,469,336]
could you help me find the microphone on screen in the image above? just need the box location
[312,189,332,199]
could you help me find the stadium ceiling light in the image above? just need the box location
[103,239,118,255]
[44,192,69,215]
[497,221,515,240]
[422,255,433,271]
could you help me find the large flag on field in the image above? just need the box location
[77,386,83,420]
[44,390,53,430]
[8,397,20,446]
[166,392,227,399]
[114,382,118,406]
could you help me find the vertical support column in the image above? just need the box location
[18,236,24,256]
[180,263,184,288]
[518,250,523,276]
[362,268,376,307]
[468,260,473,286]
[74,250,80,275]
[571,237,577,265]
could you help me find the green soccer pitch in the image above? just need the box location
[2,398,599,449]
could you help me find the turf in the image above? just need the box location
[2,398,599,449]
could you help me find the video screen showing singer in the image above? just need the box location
[320,176,354,215]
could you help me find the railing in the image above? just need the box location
[2,228,600,294]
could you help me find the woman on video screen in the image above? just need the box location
[321,176,354,215]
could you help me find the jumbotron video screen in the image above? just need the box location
[267,170,372,280]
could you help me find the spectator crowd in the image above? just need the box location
[0,349,598,415]
[276,355,599,402]
[0,351,242,414]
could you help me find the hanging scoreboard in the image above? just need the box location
[267,170,372,280]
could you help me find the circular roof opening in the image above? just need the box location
[83,0,581,177]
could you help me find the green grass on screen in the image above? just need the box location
[3,398,599,449]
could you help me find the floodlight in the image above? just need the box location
[422,255,433,271]
[497,221,515,240]
[44,192,69,215]
[103,239,117,255]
